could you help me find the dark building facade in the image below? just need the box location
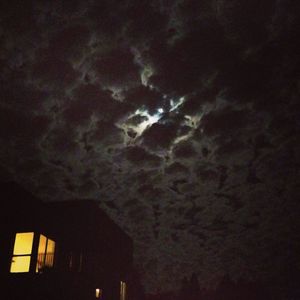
[0,182,133,300]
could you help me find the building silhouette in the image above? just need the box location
[0,182,133,300]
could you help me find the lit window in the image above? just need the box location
[95,288,102,298]
[120,281,126,300]
[10,232,34,273]
[36,235,56,273]
[45,238,55,267]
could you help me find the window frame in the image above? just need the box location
[10,232,34,273]
[120,281,127,300]
[9,232,56,274]
[36,234,56,273]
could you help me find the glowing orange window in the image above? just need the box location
[36,235,56,273]
[10,232,34,273]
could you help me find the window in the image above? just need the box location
[95,288,102,299]
[120,281,126,300]
[10,232,34,273]
[68,252,83,272]
[78,253,83,272]
[10,232,56,274]
[36,235,56,273]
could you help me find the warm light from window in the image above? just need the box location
[120,281,126,300]
[95,288,102,298]
[36,235,56,272]
[11,256,31,273]
[13,232,34,255]
[45,239,55,267]
[36,234,47,272]
[10,232,34,273]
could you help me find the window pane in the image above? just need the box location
[10,256,31,273]
[37,235,47,254]
[78,253,83,272]
[120,281,126,300]
[95,288,102,298]
[45,239,55,267]
[13,232,34,255]
[36,235,47,272]
[46,239,55,254]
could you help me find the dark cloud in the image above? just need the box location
[0,107,50,142]
[173,141,197,158]
[195,165,218,182]
[64,84,128,124]
[122,146,162,167]
[123,198,139,209]
[137,184,163,200]
[31,57,79,88]
[246,168,262,185]
[124,85,164,113]
[86,1,127,36]
[41,125,77,154]
[199,107,249,137]
[181,89,219,115]
[0,163,14,182]
[124,1,167,43]
[147,23,237,96]
[214,193,244,212]
[126,114,148,126]
[165,162,189,175]
[0,1,37,35]
[215,138,246,158]
[169,178,188,195]
[93,48,141,87]
[39,25,91,61]
[89,120,124,147]
[142,122,178,150]
[0,84,49,111]
[216,0,275,46]
[18,159,46,175]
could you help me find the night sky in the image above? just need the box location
[0,0,299,296]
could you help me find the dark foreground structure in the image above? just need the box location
[0,182,133,300]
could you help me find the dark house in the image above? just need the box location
[0,182,133,300]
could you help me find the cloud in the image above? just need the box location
[39,25,91,61]
[121,146,162,167]
[165,162,189,175]
[41,126,78,154]
[89,120,124,148]
[173,141,197,159]
[0,84,49,112]
[0,107,50,142]
[64,84,129,124]
[93,47,141,87]
[31,57,79,89]
[199,107,249,137]
[124,85,164,114]
[142,122,178,150]
[1,0,299,295]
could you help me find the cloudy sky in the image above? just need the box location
[0,0,299,294]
